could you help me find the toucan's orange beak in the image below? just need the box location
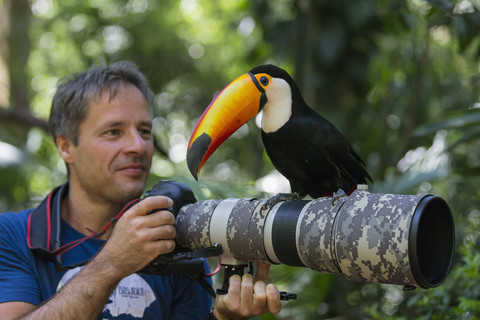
[187,72,269,180]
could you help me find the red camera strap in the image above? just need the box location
[27,184,139,268]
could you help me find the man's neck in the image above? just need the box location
[60,183,126,240]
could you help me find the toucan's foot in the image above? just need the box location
[261,193,300,212]
[332,189,347,205]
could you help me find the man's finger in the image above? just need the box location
[126,196,173,217]
[223,275,242,313]
[252,280,267,309]
[148,210,176,226]
[255,263,270,283]
[240,273,254,310]
[266,284,281,314]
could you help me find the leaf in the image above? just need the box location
[447,128,480,150]
[414,109,480,137]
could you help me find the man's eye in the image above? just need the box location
[139,129,152,137]
[106,129,120,136]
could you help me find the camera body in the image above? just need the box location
[139,180,206,277]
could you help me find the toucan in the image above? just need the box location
[186,64,372,198]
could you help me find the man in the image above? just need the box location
[0,61,281,319]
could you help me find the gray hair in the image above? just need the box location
[49,61,154,145]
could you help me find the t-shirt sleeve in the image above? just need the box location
[0,213,41,305]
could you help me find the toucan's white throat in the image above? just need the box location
[261,78,292,133]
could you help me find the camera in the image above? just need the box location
[142,180,454,292]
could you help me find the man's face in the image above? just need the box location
[64,83,154,204]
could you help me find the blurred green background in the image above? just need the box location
[1,0,480,318]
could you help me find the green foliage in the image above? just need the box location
[1,0,480,318]
[392,218,480,319]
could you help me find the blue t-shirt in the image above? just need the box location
[0,209,212,319]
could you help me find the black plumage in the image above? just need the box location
[251,64,372,198]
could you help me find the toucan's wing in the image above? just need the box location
[262,109,371,197]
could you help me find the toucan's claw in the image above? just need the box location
[261,192,300,213]
[332,189,347,206]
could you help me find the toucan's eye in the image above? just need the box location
[260,76,269,86]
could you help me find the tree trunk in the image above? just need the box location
[0,0,49,134]
[8,0,31,112]
[0,0,11,107]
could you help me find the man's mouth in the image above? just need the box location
[117,163,146,176]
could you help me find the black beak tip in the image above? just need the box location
[186,152,200,181]
[190,167,199,181]
[186,133,212,181]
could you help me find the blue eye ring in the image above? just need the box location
[260,76,269,86]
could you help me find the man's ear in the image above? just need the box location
[56,135,75,164]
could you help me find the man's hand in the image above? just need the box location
[214,263,282,320]
[96,195,176,278]
[4,196,176,320]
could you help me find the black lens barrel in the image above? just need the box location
[271,201,306,267]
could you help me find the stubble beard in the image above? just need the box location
[74,167,149,207]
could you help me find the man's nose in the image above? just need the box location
[124,129,147,154]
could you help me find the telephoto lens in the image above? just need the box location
[176,186,454,289]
